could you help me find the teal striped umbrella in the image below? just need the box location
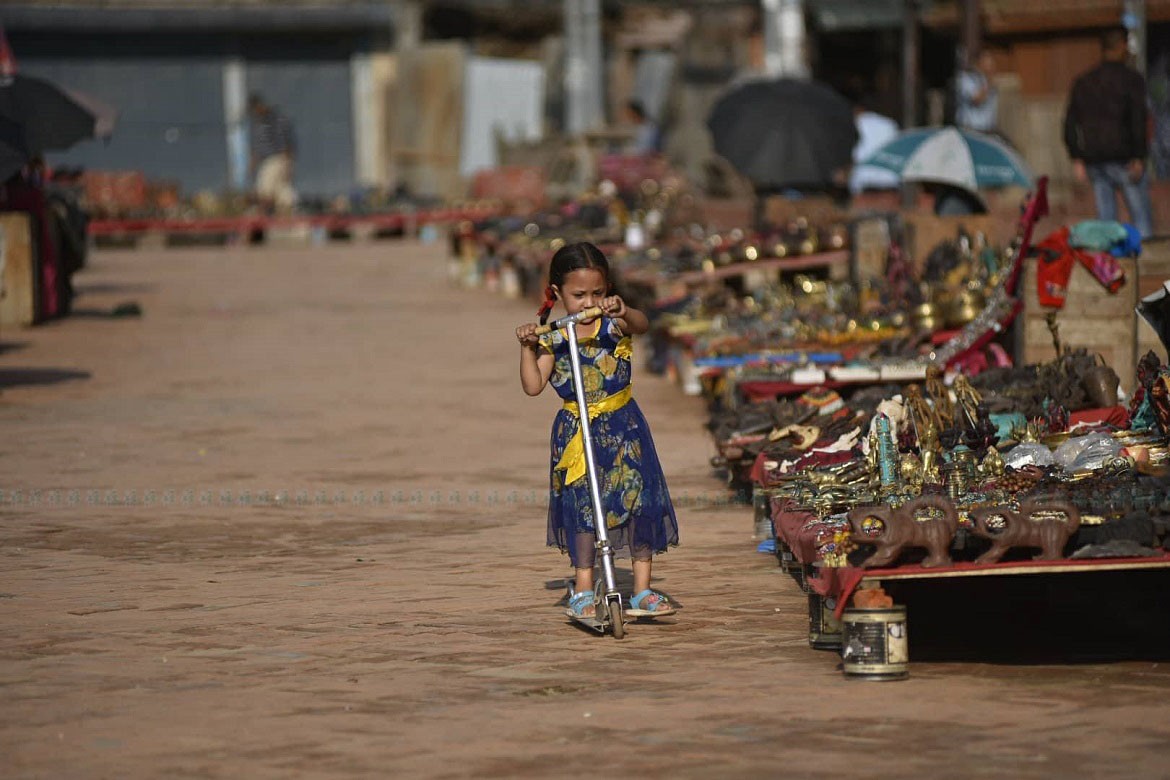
[861,126,1033,190]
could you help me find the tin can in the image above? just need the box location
[841,606,909,680]
[808,592,842,650]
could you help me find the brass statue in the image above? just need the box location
[904,385,942,483]
[925,366,955,427]
[951,374,982,430]
[979,446,1006,478]
[899,452,925,490]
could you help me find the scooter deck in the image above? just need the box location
[625,607,678,618]
[565,608,674,630]
[565,611,610,632]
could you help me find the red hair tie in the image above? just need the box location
[536,285,556,323]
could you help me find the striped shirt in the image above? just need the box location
[250,110,295,160]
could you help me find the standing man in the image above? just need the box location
[955,48,999,135]
[1063,26,1154,238]
[248,93,297,214]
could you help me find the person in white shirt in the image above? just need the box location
[955,49,999,134]
[849,101,901,195]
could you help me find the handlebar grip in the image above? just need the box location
[533,306,604,336]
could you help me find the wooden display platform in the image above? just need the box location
[816,552,1170,620]
[619,250,849,304]
[865,555,1170,582]
[87,206,499,244]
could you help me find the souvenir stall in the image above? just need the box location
[754,181,1170,678]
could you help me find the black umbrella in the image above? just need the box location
[0,73,116,155]
[707,78,858,191]
[0,113,30,181]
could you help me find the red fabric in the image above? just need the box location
[769,498,822,565]
[1069,405,1129,428]
[1035,227,1078,307]
[0,24,16,78]
[1081,251,1125,293]
[749,451,768,485]
[1034,226,1127,309]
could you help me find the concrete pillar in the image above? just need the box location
[389,0,423,192]
[902,0,920,208]
[564,0,604,133]
[902,0,920,129]
[761,0,808,79]
[1124,0,1147,74]
[960,0,981,68]
[351,52,380,187]
[223,58,248,191]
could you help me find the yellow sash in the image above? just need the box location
[555,384,633,486]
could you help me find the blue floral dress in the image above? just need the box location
[539,316,679,567]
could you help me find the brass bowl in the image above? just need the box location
[911,302,938,331]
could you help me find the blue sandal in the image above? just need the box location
[565,589,595,618]
[628,589,676,617]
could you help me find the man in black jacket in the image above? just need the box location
[1063,26,1154,238]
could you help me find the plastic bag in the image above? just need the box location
[1002,442,1055,469]
[1052,432,1122,472]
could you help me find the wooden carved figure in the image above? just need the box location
[971,499,1081,564]
[848,494,960,569]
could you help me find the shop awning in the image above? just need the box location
[1,3,396,34]
[807,0,909,31]
[925,0,1170,32]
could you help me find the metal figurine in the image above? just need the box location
[918,420,943,485]
[925,366,955,427]
[904,386,943,484]
[899,452,925,490]
[1045,310,1063,357]
[979,446,1006,479]
[875,414,899,491]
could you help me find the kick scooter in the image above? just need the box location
[535,306,626,639]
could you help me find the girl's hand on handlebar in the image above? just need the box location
[516,323,540,349]
[601,295,627,319]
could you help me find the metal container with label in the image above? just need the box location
[841,606,909,680]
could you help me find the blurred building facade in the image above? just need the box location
[6,1,396,201]
[6,0,1167,210]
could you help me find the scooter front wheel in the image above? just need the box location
[609,601,626,639]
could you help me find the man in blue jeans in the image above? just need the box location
[1063,26,1154,238]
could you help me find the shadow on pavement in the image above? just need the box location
[0,367,91,389]
[0,341,30,355]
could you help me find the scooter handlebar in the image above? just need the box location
[533,306,604,336]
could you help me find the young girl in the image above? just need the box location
[515,241,680,618]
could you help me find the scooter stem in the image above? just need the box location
[563,321,620,602]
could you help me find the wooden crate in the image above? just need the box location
[1137,237,1170,365]
[0,212,35,329]
[901,213,1009,274]
[1022,256,1139,395]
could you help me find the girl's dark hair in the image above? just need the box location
[537,241,611,324]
